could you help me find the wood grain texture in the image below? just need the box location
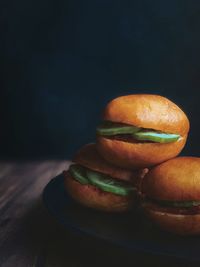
[0,161,190,267]
[0,160,69,267]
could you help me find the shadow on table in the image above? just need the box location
[20,199,198,267]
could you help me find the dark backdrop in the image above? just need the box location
[1,0,200,159]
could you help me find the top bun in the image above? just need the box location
[74,143,147,184]
[103,94,190,136]
[142,157,200,201]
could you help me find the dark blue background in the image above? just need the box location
[1,0,200,158]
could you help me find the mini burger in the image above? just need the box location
[96,94,190,169]
[63,144,148,212]
[141,157,200,235]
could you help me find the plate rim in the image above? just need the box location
[42,175,200,262]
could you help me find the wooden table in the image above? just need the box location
[0,160,193,267]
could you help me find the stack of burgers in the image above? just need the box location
[64,94,200,235]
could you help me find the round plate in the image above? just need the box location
[43,175,200,261]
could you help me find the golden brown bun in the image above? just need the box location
[142,157,200,201]
[103,94,190,135]
[142,204,200,235]
[97,136,187,169]
[64,171,133,212]
[74,143,148,184]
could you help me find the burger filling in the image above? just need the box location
[143,198,200,215]
[69,164,136,196]
[97,121,181,144]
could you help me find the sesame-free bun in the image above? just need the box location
[74,143,148,183]
[97,135,187,169]
[64,171,133,212]
[64,144,147,212]
[97,94,189,169]
[141,157,200,235]
[103,94,189,135]
[142,157,200,201]
[142,204,200,235]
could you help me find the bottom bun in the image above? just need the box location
[143,205,200,235]
[97,136,187,169]
[64,171,134,212]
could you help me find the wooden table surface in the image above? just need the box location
[0,160,195,267]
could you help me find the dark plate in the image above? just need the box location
[43,175,200,261]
